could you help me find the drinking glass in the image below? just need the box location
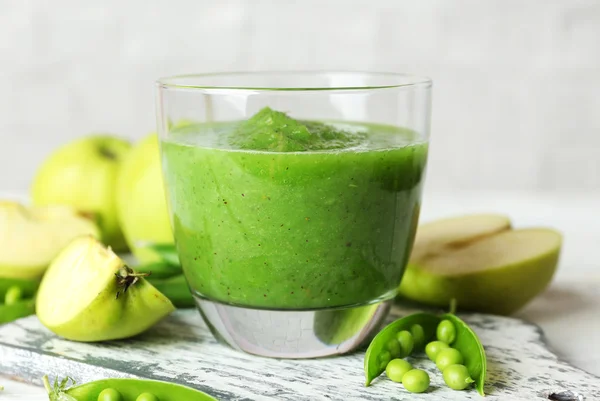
[155,71,432,358]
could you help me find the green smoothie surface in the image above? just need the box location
[161,107,428,310]
[229,107,367,152]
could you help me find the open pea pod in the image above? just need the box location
[0,298,35,324]
[441,313,486,396]
[45,376,217,401]
[141,243,180,267]
[135,261,182,280]
[0,277,39,300]
[364,313,439,386]
[147,274,195,308]
[364,312,487,396]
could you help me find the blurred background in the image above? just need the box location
[1,0,598,195]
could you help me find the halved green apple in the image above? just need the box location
[36,236,175,342]
[0,201,100,279]
[398,214,562,315]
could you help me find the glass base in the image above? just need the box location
[194,295,392,359]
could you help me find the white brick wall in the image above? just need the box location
[1,0,599,194]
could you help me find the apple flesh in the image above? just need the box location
[31,135,131,251]
[398,214,562,315]
[0,201,100,279]
[116,134,174,263]
[36,236,175,342]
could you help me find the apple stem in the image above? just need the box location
[99,146,116,160]
[115,265,150,299]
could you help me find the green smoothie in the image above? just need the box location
[161,107,428,310]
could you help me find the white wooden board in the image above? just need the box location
[0,306,598,400]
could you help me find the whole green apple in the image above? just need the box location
[31,135,131,251]
[116,134,174,263]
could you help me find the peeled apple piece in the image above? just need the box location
[36,236,175,342]
[0,201,100,279]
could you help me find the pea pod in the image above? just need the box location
[0,298,35,324]
[135,261,182,280]
[364,313,439,386]
[0,277,39,300]
[141,243,180,267]
[147,274,194,308]
[440,313,486,396]
[364,312,487,396]
[44,376,217,401]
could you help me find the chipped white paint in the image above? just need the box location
[0,306,599,400]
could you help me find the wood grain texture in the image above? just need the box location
[0,305,598,401]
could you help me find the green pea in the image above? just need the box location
[401,369,430,393]
[136,393,159,401]
[437,319,456,345]
[385,358,412,383]
[436,348,464,371]
[4,286,22,305]
[378,350,391,370]
[396,330,414,357]
[425,340,449,361]
[443,364,475,390]
[386,338,401,358]
[379,350,391,364]
[410,324,425,350]
[98,388,122,401]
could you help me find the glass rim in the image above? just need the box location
[155,70,432,92]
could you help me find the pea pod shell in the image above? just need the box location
[148,274,195,308]
[441,313,486,396]
[0,277,39,299]
[364,313,439,386]
[0,299,35,324]
[65,378,216,401]
[142,243,180,267]
[135,261,182,280]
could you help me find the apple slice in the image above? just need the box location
[36,235,175,342]
[409,214,512,260]
[0,201,100,279]
[398,214,562,315]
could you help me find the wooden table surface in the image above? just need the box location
[1,190,599,399]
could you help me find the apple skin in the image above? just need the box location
[116,134,174,263]
[36,236,175,342]
[31,135,131,251]
[398,238,561,315]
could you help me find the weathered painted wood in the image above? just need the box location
[0,306,598,400]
